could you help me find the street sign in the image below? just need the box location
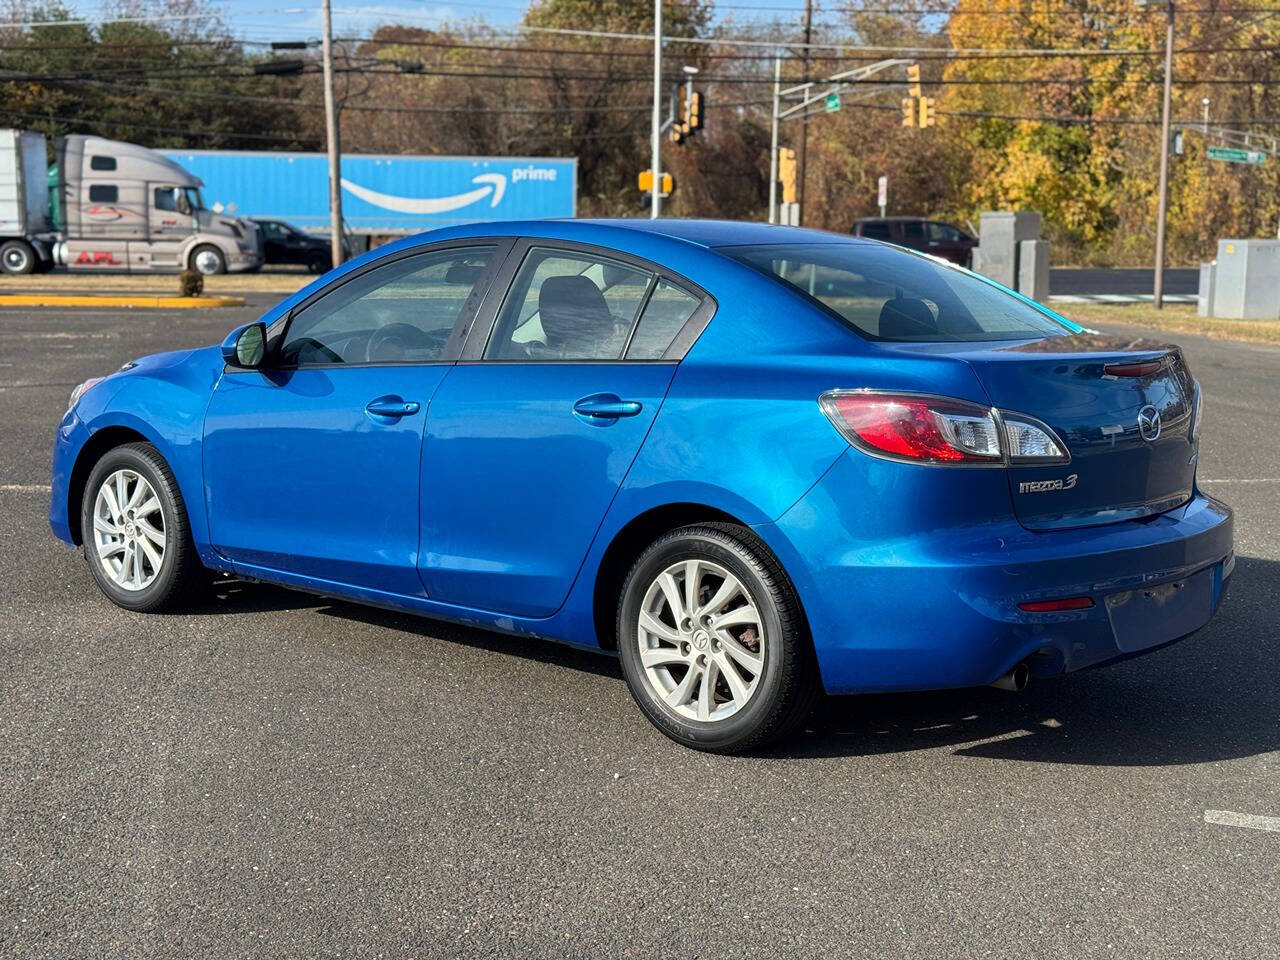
[1207,146,1267,165]
[877,175,887,218]
[824,93,841,113]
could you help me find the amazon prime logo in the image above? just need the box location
[1138,405,1162,442]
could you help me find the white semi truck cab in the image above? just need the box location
[0,130,262,275]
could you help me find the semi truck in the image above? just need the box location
[162,149,578,247]
[0,130,262,275]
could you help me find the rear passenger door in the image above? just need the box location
[418,241,712,618]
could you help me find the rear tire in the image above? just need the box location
[81,443,206,613]
[617,523,817,753]
[190,244,226,276]
[307,253,329,274]
[1,239,36,275]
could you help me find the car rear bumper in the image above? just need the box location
[757,453,1234,695]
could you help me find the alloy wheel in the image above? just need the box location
[636,558,765,722]
[92,469,166,591]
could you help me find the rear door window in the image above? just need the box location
[899,220,926,244]
[858,222,891,241]
[626,280,701,359]
[485,248,654,360]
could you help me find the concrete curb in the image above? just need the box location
[0,294,246,309]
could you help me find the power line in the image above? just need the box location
[0,105,321,145]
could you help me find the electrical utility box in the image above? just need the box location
[1211,239,1280,320]
[977,211,1042,291]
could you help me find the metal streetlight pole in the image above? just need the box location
[650,0,662,219]
[1152,1,1175,310]
[321,0,343,268]
[1202,96,1210,134]
[768,57,780,224]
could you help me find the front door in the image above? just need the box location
[202,242,505,595]
[419,244,708,618]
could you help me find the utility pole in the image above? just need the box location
[650,0,662,219]
[769,57,780,224]
[321,0,343,268]
[795,0,813,225]
[1153,1,1175,310]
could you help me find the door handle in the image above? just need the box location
[365,396,421,420]
[573,394,643,419]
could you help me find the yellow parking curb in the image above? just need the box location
[0,294,247,309]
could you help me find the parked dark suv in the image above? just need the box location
[251,219,341,273]
[851,217,977,268]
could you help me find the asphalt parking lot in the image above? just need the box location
[2,298,1277,959]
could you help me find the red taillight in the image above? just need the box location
[819,392,1001,464]
[1018,596,1094,612]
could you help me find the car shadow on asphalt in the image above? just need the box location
[201,578,623,680]
[200,557,1277,767]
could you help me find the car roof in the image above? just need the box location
[428,218,862,250]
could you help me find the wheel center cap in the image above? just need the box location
[123,521,137,538]
[691,630,710,651]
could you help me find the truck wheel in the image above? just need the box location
[1,240,36,275]
[190,245,226,276]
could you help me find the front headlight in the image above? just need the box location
[67,377,105,411]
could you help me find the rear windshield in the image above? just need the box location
[721,241,1075,342]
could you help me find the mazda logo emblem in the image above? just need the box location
[1138,405,1162,442]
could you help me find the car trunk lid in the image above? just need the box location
[883,333,1199,530]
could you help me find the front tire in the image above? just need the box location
[617,523,817,753]
[190,244,226,276]
[81,443,205,612]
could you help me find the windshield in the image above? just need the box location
[722,241,1076,343]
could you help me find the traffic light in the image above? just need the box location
[671,87,704,145]
[902,97,916,127]
[778,147,798,204]
[919,96,936,128]
[906,63,922,99]
[638,170,674,195]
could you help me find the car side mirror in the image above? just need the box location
[221,322,267,369]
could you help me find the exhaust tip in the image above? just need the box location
[991,662,1030,692]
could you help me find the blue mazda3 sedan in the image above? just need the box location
[50,219,1234,752]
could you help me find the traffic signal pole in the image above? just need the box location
[321,0,343,268]
[650,0,662,219]
[1153,2,1175,310]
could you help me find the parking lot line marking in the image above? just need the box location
[0,483,51,493]
[1204,810,1280,833]
[1199,478,1280,484]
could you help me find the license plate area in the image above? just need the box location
[1105,566,1214,653]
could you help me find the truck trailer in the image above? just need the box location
[162,150,578,245]
[0,130,262,275]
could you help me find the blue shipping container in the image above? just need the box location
[162,150,578,234]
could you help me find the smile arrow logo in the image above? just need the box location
[339,173,507,215]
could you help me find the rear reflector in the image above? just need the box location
[1104,360,1163,378]
[1018,596,1095,612]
